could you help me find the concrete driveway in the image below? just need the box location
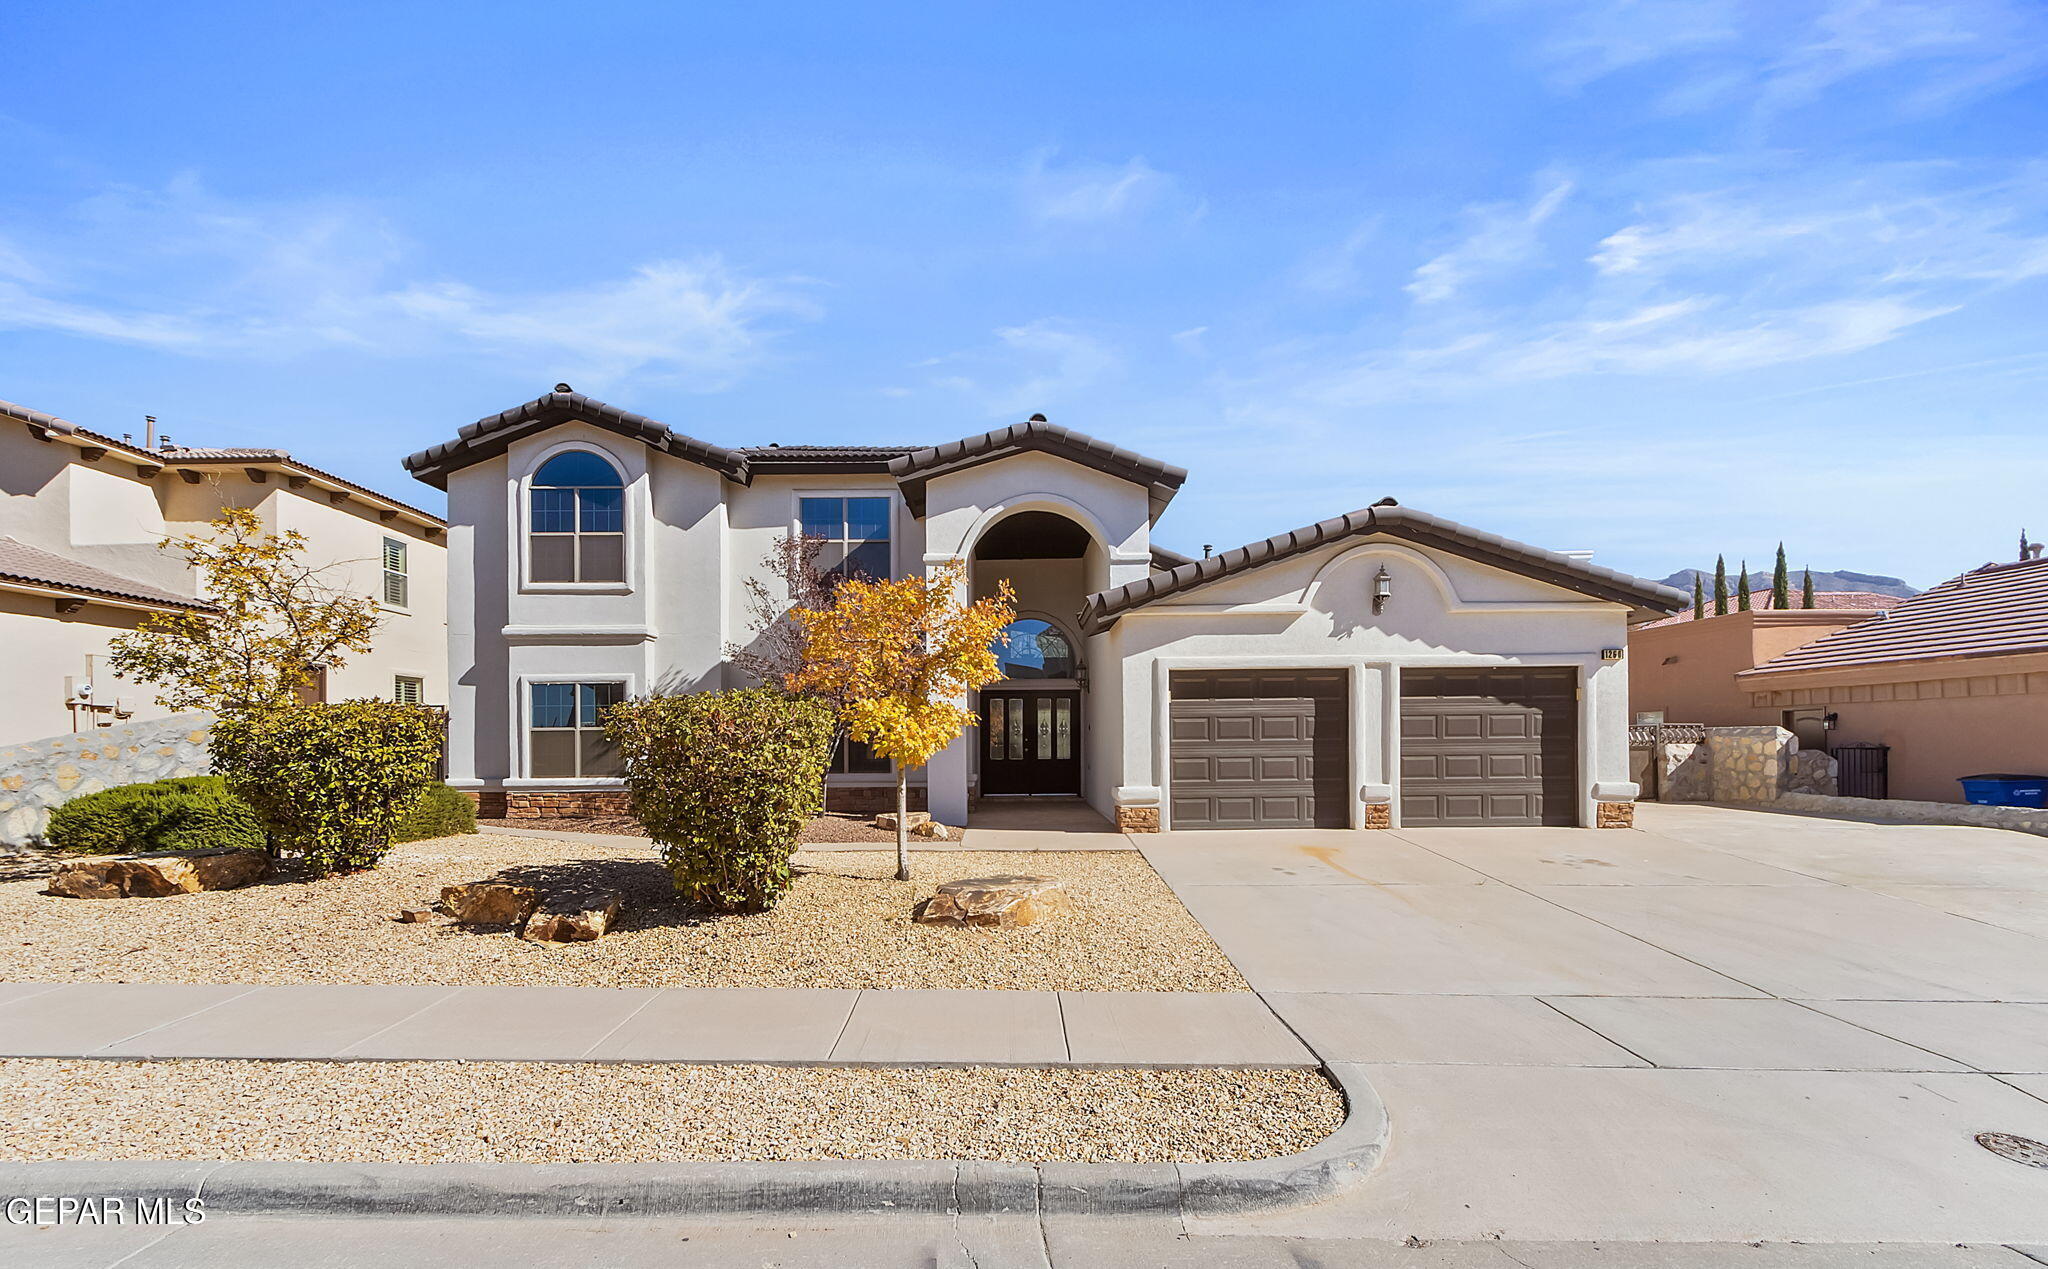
[1140,802,2048,1245]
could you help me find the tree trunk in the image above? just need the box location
[894,761,911,882]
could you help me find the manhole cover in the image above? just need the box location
[1976,1132,2048,1168]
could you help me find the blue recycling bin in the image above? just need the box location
[1958,774,2048,808]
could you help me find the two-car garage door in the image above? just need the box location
[1167,666,1579,829]
[1399,668,1578,827]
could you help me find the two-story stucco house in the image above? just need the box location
[0,397,448,747]
[407,386,1682,831]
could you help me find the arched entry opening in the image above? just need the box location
[971,510,1095,797]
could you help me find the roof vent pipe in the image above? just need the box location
[1202,544,1213,558]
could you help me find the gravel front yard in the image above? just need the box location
[477,813,899,843]
[2,834,1246,991]
[0,1060,1341,1164]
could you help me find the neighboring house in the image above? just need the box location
[409,386,1682,830]
[1738,553,2048,802]
[1628,590,1906,743]
[0,398,449,745]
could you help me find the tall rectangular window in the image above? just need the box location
[382,537,409,608]
[799,496,891,581]
[829,735,892,775]
[393,675,424,705]
[528,681,625,777]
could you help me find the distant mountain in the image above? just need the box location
[1656,568,1921,598]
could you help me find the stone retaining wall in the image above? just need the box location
[0,713,213,849]
[1775,790,2048,836]
[1650,726,1837,803]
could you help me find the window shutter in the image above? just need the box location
[382,537,409,607]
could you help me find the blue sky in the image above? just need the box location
[4,1,2046,587]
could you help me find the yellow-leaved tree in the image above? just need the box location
[787,562,1015,881]
[109,507,382,716]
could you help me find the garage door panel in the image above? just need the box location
[1401,668,1577,828]
[1169,671,1349,830]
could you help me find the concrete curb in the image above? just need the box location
[0,1064,1387,1219]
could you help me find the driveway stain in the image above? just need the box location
[1298,845,1369,881]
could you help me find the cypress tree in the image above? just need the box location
[1692,574,1705,620]
[1713,555,1729,616]
[1771,543,1790,610]
[1801,568,1815,609]
[1737,560,1752,610]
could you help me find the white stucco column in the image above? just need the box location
[924,551,973,826]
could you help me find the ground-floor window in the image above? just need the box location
[528,681,625,777]
[829,735,892,775]
[393,675,424,705]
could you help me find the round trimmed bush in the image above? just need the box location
[390,782,478,844]
[604,688,836,913]
[45,776,265,855]
[211,700,444,875]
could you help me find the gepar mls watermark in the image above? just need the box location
[6,1195,205,1226]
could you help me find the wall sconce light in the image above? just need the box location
[1372,565,1392,615]
[1823,712,1839,731]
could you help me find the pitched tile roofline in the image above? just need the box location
[0,537,215,613]
[1080,501,1685,632]
[403,387,749,489]
[887,416,1187,519]
[1739,555,2048,678]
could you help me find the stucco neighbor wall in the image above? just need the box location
[1628,609,1883,727]
[1742,654,2048,803]
[0,712,212,849]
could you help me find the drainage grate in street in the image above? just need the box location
[1976,1132,2048,1169]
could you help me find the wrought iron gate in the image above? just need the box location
[1833,742,1889,800]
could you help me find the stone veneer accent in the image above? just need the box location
[1658,742,1711,802]
[471,785,928,819]
[1596,801,1635,829]
[1705,726,1795,804]
[1363,804,1392,829]
[1776,790,2048,837]
[1116,806,1161,833]
[1,713,213,850]
[1787,748,1838,797]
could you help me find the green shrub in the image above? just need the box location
[45,776,265,855]
[390,782,478,843]
[211,700,444,875]
[604,688,835,913]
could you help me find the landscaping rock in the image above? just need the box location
[439,882,539,925]
[875,811,930,831]
[909,820,952,840]
[914,875,1070,928]
[393,906,436,923]
[520,888,623,943]
[47,848,269,899]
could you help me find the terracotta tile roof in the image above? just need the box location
[1742,558,2048,677]
[158,447,446,526]
[889,416,1186,519]
[1080,500,1685,631]
[0,537,210,611]
[1635,591,1906,629]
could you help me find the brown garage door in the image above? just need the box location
[1400,668,1577,827]
[1169,670,1349,829]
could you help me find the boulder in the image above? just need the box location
[875,811,930,831]
[909,820,952,840]
[520,888,624,943]
[48,849,269,899]
[440,882,539,925]
[914,875,1070,928]
[393,906,436,923]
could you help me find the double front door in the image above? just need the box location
[980,690,1079,795]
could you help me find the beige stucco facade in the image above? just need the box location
[1628,609,1887,727]
[0,414,447,747]
[1739,653,2048,803]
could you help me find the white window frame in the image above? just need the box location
[517,441,635,595]
[791,488,898,582]
[512,673,635,785]
[380,536,411,611]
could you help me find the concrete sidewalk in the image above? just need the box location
[0,981,1314,1067]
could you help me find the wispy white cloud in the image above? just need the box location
[0,178,816,389]
[1408,177,1574,304]
[927,319,1120,416]
[1019,150,1192,227]
[1503,0,2048,118]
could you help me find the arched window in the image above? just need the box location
[529,451,624,583]
[992,618,1076,679]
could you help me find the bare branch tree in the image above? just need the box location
[725,533,835,694]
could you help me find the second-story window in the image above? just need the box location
[382,537,409,608]
[530,451,625,583]
[800,496,890,582]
